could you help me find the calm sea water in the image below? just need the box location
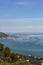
[0,34,43,57]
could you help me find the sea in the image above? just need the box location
[0,33,43,57]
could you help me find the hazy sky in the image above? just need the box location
[0,0,43,33]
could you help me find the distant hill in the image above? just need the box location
[0,32,9,38]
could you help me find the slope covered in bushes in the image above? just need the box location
[0,43,41,65]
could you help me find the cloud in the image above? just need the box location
[15,0,37,8]
[0,18,43,27]
[16,2,25,5]
[0,18,43,33]
[0,18,43,23]
[0,26,43,33]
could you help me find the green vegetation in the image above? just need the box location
[0,43,41,65]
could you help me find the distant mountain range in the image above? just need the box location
[0,32,9,38]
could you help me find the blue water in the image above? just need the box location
[0,34,43,57]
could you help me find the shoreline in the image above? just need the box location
[0,37,43,61]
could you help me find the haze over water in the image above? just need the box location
[0,33,43,57]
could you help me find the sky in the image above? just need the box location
[0,0,43,33]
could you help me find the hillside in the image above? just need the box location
[0,32,9,38]
[0,43,41,65]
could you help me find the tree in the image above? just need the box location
[0,43,4,58]
[10,53,18,62]
[0,43,4,52]
[4,47,11,57]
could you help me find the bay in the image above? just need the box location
[0,34,43,57]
